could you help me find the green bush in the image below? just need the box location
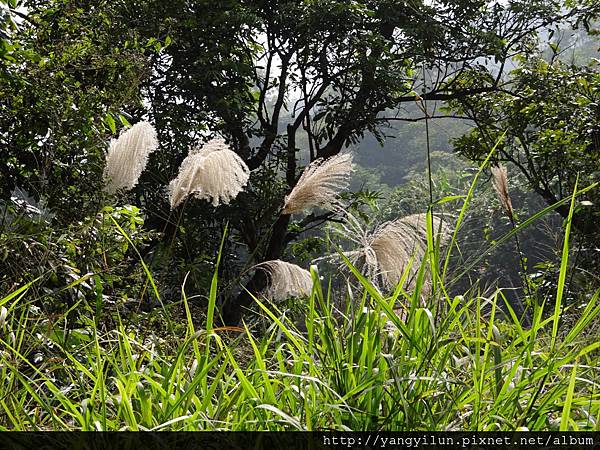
[0,200,156,328]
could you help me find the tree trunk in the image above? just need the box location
[221,213,291,325]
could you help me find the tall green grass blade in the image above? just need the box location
[442,131,507,279]
[0,277,39,308]
[108,214,171,326]
[560,359,579,431]
[551,178,578,351]
[450,181,597,286]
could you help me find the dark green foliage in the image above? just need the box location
[0,199,156,326]
[119,0,600,323]
[0,0,149,221]
[449,55,600,231]
[2,0,599,324]
[447,50,600,293]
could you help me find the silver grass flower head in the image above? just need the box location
[168,138,250,208]
[103,121,159,193]
[369,213,450,289]
[253,260,313,302]
[315,212,449,293]
[283,153,354,215]
[491,164,514,219]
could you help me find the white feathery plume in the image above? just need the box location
[283,153,354,214]
[369,213,450,289]
[253,260,313,302]
[491,164,514,220]
[103,121,158,193]
[318,212,450,291]
[168,138,250,208]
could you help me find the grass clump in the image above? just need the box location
[0,223,598,430]
[1,152,598,431]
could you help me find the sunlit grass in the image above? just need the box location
[1,239,598,430]
[0,153,599,431]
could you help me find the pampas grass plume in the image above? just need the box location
[491,164,514,219]
[283,153,354,214]
[168,138,250,208]
[253,260,313,302]
[370,213,450,289]
[318,212,449,292]
[103,121,158,193]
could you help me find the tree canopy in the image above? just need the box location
[449,54,600,237]
[2,0,599,323]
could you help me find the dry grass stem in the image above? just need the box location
[103,121,158,193]
[253,260,313,302]
[283,153,354,215]
[491,164,514,219]
[168,138,250,208]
